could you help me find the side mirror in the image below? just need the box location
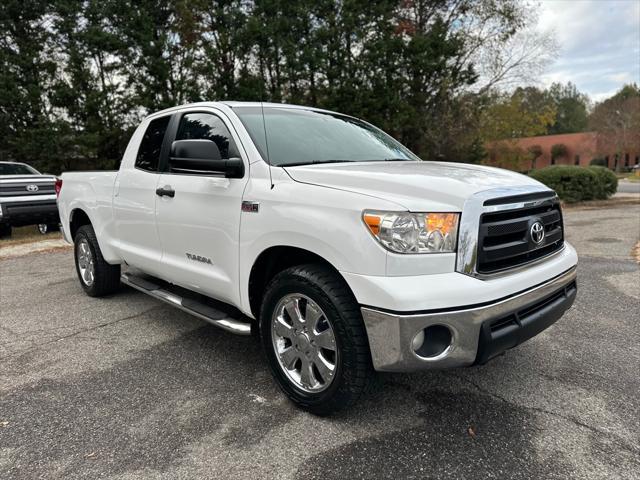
[224,157,244,179]
[169,140,244,178]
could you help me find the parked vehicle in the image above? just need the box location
[0,161,60,238]
[57,102,578,414]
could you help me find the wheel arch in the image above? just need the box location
[247,245,355,320]
[69,208,92,240]
[67,207,121,264]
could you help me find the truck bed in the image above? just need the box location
[58,171,119,246]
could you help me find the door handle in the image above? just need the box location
[156,185,175,198]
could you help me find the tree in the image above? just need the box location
[589,84,640,171]
[0,0,549,171]
[49,0,132,171]
[527,144,542,169]
[0,0,60,168]
[550,143,568,165]
[546,82,589,134]
[486,142,529,171]
[480,88,555,170]
[110,0,202,111]
[458,1,558,93]
[480,87,556,140]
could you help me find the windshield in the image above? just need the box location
[0,163,40,175]
[233,107,420,166]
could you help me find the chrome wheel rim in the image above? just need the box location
[38,224,47,234]
[271,294,338,393]
[76,239,95,287]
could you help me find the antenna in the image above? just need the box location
[260,101,274,190]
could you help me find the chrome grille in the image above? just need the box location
[476,196,564,274]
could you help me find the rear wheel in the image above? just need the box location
[260,264,376,415]
[74,224,121,297]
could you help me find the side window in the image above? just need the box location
[135,116,170,172]
[175,113,239,159]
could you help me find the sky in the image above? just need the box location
[536,0,640,102]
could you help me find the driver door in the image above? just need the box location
[154,109,249,306]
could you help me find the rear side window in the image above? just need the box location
[176,113,239,159]
[135,116,171,172]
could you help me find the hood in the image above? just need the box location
[283,161,547,211]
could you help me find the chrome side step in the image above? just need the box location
[121,272,252,335]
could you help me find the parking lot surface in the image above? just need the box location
[617,180,640,194]
[1,204,639,479]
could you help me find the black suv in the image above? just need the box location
[0,162,59,238]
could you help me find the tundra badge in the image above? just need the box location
[186,253,213,264]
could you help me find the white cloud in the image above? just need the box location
[535,0,640,100]
[608,72,633,83]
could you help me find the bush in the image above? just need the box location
[588,166,618,199]
[551,143,568,160]
[529,165,611,203]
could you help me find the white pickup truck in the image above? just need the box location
[58,102,577,414]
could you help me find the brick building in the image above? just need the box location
[487,131,640,171]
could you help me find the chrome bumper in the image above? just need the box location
[361,267,577,372]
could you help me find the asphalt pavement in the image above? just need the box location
[1,204,639,479]
[617,179,640,194]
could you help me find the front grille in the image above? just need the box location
[477,195,564,274]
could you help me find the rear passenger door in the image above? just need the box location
[113,115,170,275]
[154,109,249,305]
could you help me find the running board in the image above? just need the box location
[121,272,252,335]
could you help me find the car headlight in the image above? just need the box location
[363,210,459,254]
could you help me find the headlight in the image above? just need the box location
[363,210,459,254]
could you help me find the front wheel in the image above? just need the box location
[260,264,376,415]
[74,224,121,297]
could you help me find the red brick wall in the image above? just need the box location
[487,132,640,170]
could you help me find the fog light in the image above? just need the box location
[412,325,453,359]
[411,329,425,351]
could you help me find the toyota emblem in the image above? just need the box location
[26,184,39,192]
[530,221,545,244]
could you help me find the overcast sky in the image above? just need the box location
[536,0,640,102]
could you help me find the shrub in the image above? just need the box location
[588,166,618,199]
[527,145,543,158]
[527,145,543,169]
[550,143,568,164]
[529,166,598,203]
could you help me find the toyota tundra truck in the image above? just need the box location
[0,161,60,238]
[57,102,578,414]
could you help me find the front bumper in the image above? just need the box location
[361,266,577,372]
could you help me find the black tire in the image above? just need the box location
[74,224,121,297]
[0,224,11,239]
[260,264,376,415]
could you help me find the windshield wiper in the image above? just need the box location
[282,158,411,167]
[282,160,354,167]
